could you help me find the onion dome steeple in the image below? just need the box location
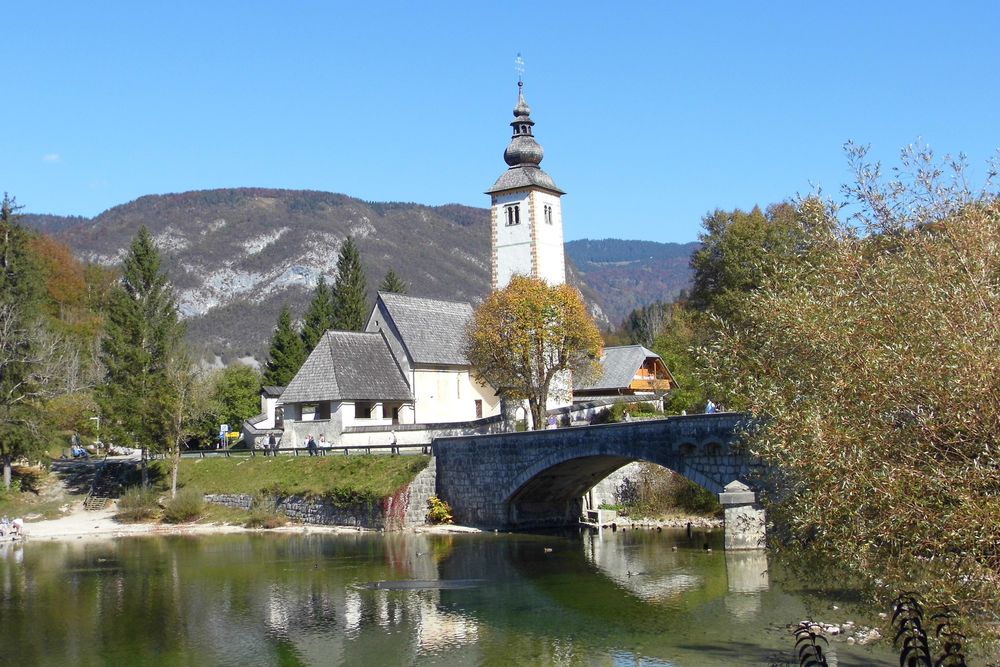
[487,80,564,195]
[504,82,544,167]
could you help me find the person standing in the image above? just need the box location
[266,433,277,456]
[318,434,327,454]
[306,434,317,456]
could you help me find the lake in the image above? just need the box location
[0,527,897,666]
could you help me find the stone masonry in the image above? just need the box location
[433,413,761,539]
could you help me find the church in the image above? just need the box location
[245,81,675,448]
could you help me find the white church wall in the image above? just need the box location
[492,190,533,289]
[530,190,567,285]
[412,368,500,424]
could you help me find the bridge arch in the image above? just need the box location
[433,414,755,531]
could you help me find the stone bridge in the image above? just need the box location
[433,413,766,549]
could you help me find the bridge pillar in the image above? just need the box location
[719,480,766,550]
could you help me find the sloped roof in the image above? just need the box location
[261,385,285,398]
[377,292,474,366]
[280,331,412,403]
[574,345,667,392]
[486,166,564,195]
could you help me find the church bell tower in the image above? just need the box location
[487,75,566,290]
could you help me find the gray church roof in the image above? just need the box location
[574,345,664,392]
[377,292,474,366]
[280,331,412,403]
[486,165,564,195]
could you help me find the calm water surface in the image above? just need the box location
[0,528,896,666]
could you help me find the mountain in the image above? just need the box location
[23,189,696,361]
[565,238,698,324]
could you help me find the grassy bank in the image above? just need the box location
[149,455,431,507]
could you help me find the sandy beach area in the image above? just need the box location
[11,498,484,544]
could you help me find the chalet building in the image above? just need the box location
[573,345,676,401]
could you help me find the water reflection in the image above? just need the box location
[0,531,895,666]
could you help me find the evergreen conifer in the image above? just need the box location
[300,275,335,353]
[262,304,306,386]
[378,269,408,295]
[330,236,368,331]
[97,226,185,485]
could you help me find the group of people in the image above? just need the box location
[261,433,330,456]
[0,516,23,540]
[262,433,281,456]
[304,434,328,456]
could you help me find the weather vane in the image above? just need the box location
[515,52,525,89]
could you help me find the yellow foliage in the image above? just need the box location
[466,276,602,429]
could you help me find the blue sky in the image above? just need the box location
[3,2,998,244]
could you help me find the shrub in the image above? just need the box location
[608,401,626,423]
[426,495,453,524]
[245,495,287,529]
[163,487,205,523]
[116,486,160,523]
[672,478,722,515]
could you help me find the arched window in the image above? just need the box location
[505,204,521,226]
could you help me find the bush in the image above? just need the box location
[163,487,205,523]
[426,495,453,524]
[672,478,722,515]
[116,486,160,523]
[608,401,626,423]
[245,495,287,529]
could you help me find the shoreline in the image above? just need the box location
[15,500,720,544]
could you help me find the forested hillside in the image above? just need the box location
[24,189,697,360]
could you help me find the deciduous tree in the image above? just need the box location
[211,363,262,431]
[466,276,602,430]
[330,236,368,331]
[702,145,1000,632]
[0,194,61,487]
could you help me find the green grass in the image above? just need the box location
[150,455,431,507]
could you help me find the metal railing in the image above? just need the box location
[149,443,432,460]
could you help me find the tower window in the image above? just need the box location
[544,204,553,225]
[505,204,521,226]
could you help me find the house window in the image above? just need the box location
[544,204,553,225]
[355,401,374,419]
[505,204,520,226]
[475,400,483,419]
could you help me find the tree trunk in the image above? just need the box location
[528,399,545,431]
[2,454,11,489]
[171,445,180,498]
[141,447,149,488]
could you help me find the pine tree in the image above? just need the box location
[262,304,306,386]
[330,236,369,331]
[97,226,185,486]
[379,269,408,295]
[300,275,335,353]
